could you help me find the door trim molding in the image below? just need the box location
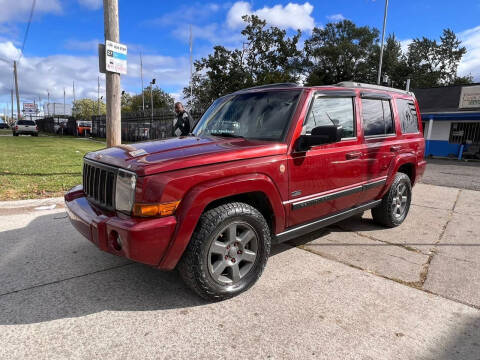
[288,177,386,211]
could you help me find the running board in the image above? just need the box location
[275,200,381,243]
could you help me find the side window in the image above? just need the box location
[362,98,395,137]
[304,97,355,139]
[397,99,419,134]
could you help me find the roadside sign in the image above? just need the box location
[105,40,127,75]
[23,103,37,114]
[459,85,480,109]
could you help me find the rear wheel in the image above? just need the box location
[13,132,18,136]
[178,202,271,301]
[372,172,412,227]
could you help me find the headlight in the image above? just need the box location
[115,169,136,213]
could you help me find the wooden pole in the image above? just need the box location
[13,61,21,120]
[11,89,14,122]
[103,0,121,147]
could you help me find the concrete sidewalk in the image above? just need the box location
[0,184,479,359]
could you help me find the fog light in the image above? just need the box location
[109,231,122,251]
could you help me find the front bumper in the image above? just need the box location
[64,186,177,267]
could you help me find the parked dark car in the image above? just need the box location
[0,122,9,129]
[65,82,426,300]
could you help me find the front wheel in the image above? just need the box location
[178,202,271,301]
[372,172,412,227]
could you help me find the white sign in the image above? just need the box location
[105,40,127,75]
[459,85,480,109]
[23,103,38,114]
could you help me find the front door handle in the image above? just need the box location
[346,152,362,160]
[390,145,402,152]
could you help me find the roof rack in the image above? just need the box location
[236,83,299,92]
[336,81,413,96]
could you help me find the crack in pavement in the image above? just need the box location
[419,189,462,288]
[0,262,134,298]
[296,244,480,311]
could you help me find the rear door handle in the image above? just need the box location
[346,152,362,160]
[390,145,402,152]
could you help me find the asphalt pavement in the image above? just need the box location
[0,182,479,359]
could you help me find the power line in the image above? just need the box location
[18,0,36,62]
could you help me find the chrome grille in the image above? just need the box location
[83,159,117,210]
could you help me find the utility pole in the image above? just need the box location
[13,60,21,120]
[47,91,50,116]
[11,89,14,122]
[189,24,193,103]
[150,78,155,121]
[73,80,76,102]
[63,88,66,118]
[103,0,121,147]
[97,75,100,115]
[140,52,145,112]
[376,0,389,85]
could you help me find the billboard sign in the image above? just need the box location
[459,86,480,109]
[23,103,38,114]
[105,40,127,75]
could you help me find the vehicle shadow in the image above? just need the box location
[0,211,287,325]
[428,315,480,360]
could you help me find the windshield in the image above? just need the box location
[193,90,301,141]
[18,120,36,125]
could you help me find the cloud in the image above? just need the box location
[77,0,102,10]
[227,1,315,31]
[0,0,62,23]
[326,14,345,22]
[458,25,480,81]
[399,39,412,54]
[0,41,190,105]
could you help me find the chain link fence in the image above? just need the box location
[36,109,204,142]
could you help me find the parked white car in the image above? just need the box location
[13,120,38,136]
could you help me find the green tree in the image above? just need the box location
[184,15,303,111]
[304,20,379,85]
[125,86,175,113]
[73,98,106,119]
[405,29,470,88]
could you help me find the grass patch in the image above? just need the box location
[0,135,105,200]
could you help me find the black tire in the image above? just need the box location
[372,172,412,228]
[177,202,271,301]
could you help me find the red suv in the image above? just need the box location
[65,82,426,300]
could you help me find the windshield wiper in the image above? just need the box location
[212,132,244,139]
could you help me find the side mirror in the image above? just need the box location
[295,125,343,152]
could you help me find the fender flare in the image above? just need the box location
[158,173,285,270]
[380,153,417,197]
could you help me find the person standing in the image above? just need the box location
[174,102,194,136]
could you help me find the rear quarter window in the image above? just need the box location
[397,99,419,134]
[361,98,394,137]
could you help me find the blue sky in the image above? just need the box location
[0,0,479,113]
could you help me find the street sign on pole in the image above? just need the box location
[105,40,127,74]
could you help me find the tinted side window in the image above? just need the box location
[397,99,419,133]
[304,97,355,138]
[362,99,394,136]
[383,100,394,134]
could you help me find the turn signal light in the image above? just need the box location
[133,201,180,217]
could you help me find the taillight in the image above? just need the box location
[15,126,18,130]
[36,126,38,131]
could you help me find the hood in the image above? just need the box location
[84,136,287,176]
